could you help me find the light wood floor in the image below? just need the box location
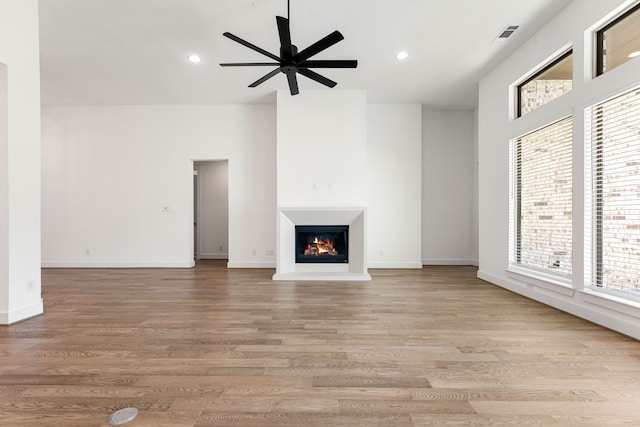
[1,261,639,426]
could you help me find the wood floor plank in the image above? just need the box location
[411,413,560,426]
[312,375,433,388]
[0,262,638,426]
[339,399,475,414]
[194,411,414,427]
[470,400,640,417]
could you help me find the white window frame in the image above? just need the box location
[584,85,640,304]
[509,116,573,286]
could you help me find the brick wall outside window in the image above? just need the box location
[592,88,640,292]
[513,117,573,276]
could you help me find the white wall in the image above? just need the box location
[41,105,276,268]
[422,110,475,265]
[478,0,640,339]
[0,0,42,324]
[367,104,422,268]
[276,90,367,207]
[472,109,479,265]
[0,61,8,317]
[276,92,423,271]
[195,160,229,259]
[275,90,369,278]
[41,96,462,274]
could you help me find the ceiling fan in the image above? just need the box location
[220,0,357,95]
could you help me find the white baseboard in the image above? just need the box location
[367,262,423,269]
[227,261,276,268]
[422,259,477,266]
[198,253,228,260]
[0,299,44,325]
[41,260,195,268]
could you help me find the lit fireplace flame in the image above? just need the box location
[305,236,338,256]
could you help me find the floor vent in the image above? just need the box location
[108,407,139,425]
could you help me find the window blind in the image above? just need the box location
[511,117,573,276]
[586,87,640,294]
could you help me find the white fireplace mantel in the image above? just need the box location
[273,207,371,281]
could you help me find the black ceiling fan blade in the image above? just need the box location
[283,69,299,95]
[300,60,358,68]
[293,31,344,62]
[248,68,282,88]
[223,32,282,62]
[276,16,293,59]
[220,62,280,67]
[297,68,337,88]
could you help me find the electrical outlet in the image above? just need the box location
[26,280,34,292]
[252,249,256,256]
[161,206,171,212]
[85,249,91,256]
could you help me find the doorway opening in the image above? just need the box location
[193,160,229,262]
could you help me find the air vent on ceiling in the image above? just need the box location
[496,25,519,40]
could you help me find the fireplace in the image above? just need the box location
[295,225,349,264]
[274,208,369,280]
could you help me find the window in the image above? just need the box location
[517,50,573,117]
[510,117,573,277]
[596,2,640,76]
[586,87,640,298]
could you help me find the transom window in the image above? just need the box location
[517,50,573,117]
[596,2,640,76]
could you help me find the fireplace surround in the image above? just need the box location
[273,207,370,281]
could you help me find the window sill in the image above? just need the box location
[580,288,640,319]
[507,265,574,296]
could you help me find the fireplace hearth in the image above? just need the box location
[295,225,349,263]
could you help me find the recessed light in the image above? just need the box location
[396,51,408,60]
[188,55,201,63]
[628,51,640,58]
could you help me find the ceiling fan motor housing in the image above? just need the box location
[282,45,298,59]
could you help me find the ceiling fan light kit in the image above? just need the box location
[220,1,357,96]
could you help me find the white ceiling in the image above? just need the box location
[38,0,574,108]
